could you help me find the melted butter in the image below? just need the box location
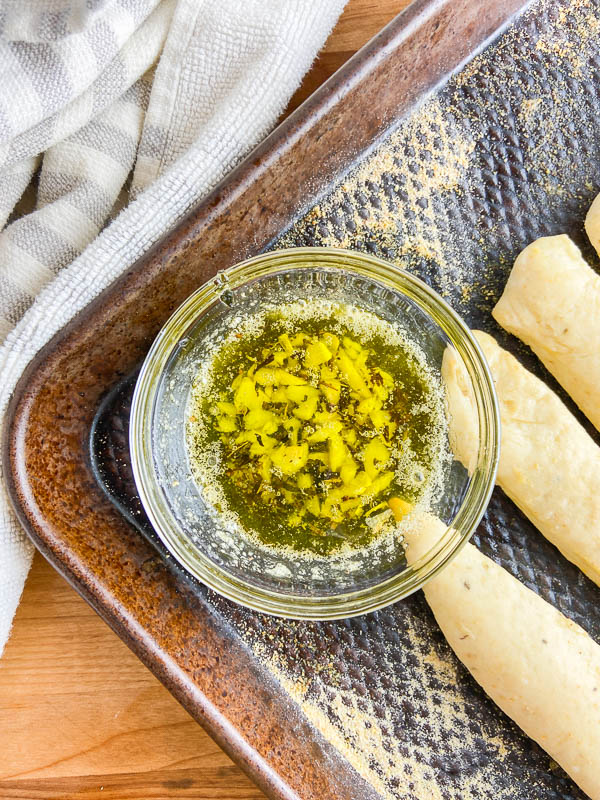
[186,300,449,557]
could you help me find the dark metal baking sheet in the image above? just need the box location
[8,0,600,797]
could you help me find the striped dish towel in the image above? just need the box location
[0,0,347,655]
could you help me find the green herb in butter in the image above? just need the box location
[187,305,447,557]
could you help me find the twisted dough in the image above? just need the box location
[493,232,600,432]
[443,330,600,587]
[404,514,600,800]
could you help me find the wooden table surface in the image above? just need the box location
[0,2,410,798]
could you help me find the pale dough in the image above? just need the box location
[585,191,600,256]
[492,233,600,431]
[404,514,600,800]
[442,330,600,586]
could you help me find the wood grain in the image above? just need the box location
[0,2,411,799]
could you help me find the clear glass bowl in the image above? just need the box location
[130,248,499,619]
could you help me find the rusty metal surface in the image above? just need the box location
[7,0,600,797]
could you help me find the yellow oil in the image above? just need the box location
[187,300,448,557]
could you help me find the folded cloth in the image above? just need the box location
[0,0,347,656]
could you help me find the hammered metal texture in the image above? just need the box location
[91,2,600,798]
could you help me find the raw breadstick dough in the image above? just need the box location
[492,234,600,431]
[585,191,600,256]
[404,515,600,800]
[442,331,600,586]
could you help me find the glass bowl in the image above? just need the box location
[130,247,499,619]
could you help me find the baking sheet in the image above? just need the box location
[91,1,600,797]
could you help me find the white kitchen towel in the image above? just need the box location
[0,0,347,656]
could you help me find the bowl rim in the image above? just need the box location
[130,247,500,619]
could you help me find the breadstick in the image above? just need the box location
[585,191,600,256]
[442,331,600,586]
[492,234,600,431]
[403,515,600,800]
